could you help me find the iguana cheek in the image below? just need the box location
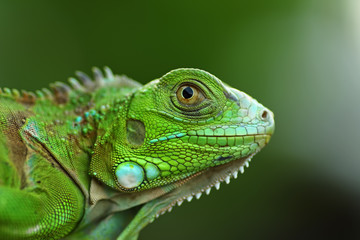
[115,162,144,189]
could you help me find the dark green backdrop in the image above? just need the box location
[1,1,359,239]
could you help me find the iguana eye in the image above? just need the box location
[177,84,205,106]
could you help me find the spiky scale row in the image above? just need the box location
[0,67,136,106]
[153,153,255,220]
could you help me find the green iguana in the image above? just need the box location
[0,68,274,239]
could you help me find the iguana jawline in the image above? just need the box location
[153,147,263,217]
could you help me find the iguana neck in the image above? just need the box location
[56,95,131,155]
[88,94,135,190]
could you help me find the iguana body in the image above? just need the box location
[0,68,274,239]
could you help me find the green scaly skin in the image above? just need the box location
[0,68,274,239]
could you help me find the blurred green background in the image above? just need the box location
[1,0,359,239]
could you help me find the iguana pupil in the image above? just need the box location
[182,86,193,99]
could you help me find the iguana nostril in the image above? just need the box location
[261,110,269,121]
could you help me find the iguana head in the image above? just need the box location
[90,68,274,193]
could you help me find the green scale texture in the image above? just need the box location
[0,68,274,240]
